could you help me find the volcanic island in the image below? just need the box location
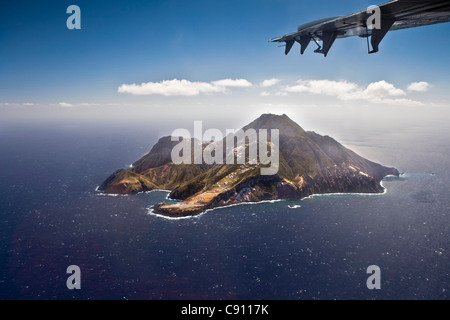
[99,114,399,218]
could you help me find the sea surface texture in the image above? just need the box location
[0,121,448,300]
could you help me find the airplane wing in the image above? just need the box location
[271,0,450,57]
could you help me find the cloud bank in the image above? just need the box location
[268,79,427,106]
[116,77,429,106]
[118,78,252,96]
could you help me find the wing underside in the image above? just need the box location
[271,0,450,56]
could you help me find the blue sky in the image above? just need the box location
[1,0,449,131]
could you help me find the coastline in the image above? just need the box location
[94,186,129,197]
[94,186,173,198]
[146,174,401,220]
[147,199,285,220]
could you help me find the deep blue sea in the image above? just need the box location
[0,121,448,300]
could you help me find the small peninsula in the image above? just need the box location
[99,114,399,218]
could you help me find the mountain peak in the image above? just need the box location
[243,113,305,137]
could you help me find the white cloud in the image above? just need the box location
[0,102,35,107]
[118,79,222,96]
[280,79,422,106]
[407,81,431,92]
[284,79,359,100]
[363,80,405,98]
[118,78,252,96]
[260,78,281,88]
[211,79,252,88]
[58,102,73,107]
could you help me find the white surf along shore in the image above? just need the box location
[144,174,402,221]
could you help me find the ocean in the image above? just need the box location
[0,120,448,300]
